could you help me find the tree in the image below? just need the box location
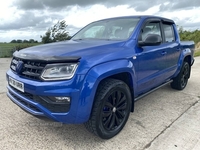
[40,28,52,43]
[23,40,29,43]
[178,26,200,44]
[10,39,17,43]
[40,20,70,43]
[29,39,35,43]
[16,39,22,43]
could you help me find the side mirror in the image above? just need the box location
[138,34,162,46]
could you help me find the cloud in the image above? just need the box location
[159,0,200,11]
[0,0,199,42]
[129,1,161,11]
[13,0,200,12]
[0,12,43,30]
[174,18,200,30]
[0,10,64,31]
[13,0,162,11]
[12,0,115,10]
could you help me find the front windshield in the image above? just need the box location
[72,18,140,40]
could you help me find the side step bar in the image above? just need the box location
[134,80,173,101]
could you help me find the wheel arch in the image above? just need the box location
[100,72,135,112]
[84,78,132,139]
[75,60,136,123]
[174,48,193,79]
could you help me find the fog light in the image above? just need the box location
[55,97,71,103]
[48,96,71,104]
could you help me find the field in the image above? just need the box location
[0,42,200,58]
[0,43,41,58]
[195,49,200,57]
[195,42,200,57]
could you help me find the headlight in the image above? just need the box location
[41,63,78,81]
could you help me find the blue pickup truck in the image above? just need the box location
[7,15,194,139]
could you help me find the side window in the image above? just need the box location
[140,22,161,41]
[163,24,175,42]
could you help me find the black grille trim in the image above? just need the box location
[24,64,44,70]
[10,57,46,81]
[10,86,70,113]
[9,90,41,113]
[22,71,40,77]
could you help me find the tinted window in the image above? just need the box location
[163,24,175,42]
[83,26,105,38]
[140,22,161,41]
[72,18,140,40]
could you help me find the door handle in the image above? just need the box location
[161,51,167,55]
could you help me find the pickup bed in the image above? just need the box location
[6,15,195,139]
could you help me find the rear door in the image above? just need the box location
[161,23,181,79]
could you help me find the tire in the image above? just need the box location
[171,61,190,90]
[84,78,132,139]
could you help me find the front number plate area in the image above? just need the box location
[9,77,24,92]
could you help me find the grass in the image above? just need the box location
[1,42,200,58]
[0,43,41,58]
[194,50,200,57]
[0,43,40,48]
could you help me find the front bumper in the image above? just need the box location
[6,69,87,124]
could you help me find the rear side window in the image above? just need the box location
[163,24,175,42]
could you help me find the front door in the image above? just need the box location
[136,20,168,94]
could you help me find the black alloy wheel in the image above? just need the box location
[101,90,129,131]
[84,78,132,139]
[180,62,190,89]
[171,61,190,90]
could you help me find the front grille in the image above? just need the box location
[10,87,70,113]
[9,91,41,112]
[10,57,46,80]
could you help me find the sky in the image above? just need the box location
[0,0,200,42]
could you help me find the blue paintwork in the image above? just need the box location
[6,15,195,124]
